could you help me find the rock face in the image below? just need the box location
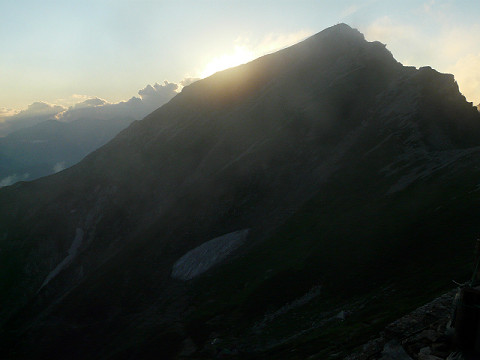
[347,289,458,360]
[347,286,480,360]
[1,24,480,359]
[379,340,414,360]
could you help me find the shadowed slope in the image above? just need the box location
[1,24,480,359]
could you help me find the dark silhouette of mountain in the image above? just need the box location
[0,116,134,185]
[1,24,480,359]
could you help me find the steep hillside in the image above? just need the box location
[1,24,480,359]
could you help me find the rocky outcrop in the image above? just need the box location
[346,288,469,360]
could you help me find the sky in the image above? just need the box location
[1,0,479,132]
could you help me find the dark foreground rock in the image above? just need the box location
[346,288,480,360]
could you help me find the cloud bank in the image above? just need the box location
[362,7,480,105]
[58,81,179,123]
[0,80,191,136]
[53,161,66,173]
[0,173,30,187]
[0,102,65,136]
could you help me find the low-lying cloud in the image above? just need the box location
[0,173,30,187]
[57,80,179,123]
[1,79,198,137]
[71,98,107,109]
[0,102,66,136]
[53,161,66,173]
[0,107,18,119]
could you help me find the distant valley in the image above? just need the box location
[0,81,183,186]
[0,116,134,185]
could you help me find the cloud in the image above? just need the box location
[341,5,361,18]
[362,15,480,104]
[54,94,102,108]
[364,16,417,45]
[53,161,66,173]
[0,107,19,120]
[71,97,107,109]
[340,0,380,19]
[417,0,451,22]
[56,97,114,122]
[437,24,480,62]
[66,82,179,121]
[22,102,65,116]
[137,81,178,108]
[447,53,480,105]
[0,173,30,187]
[0,80,181,136]
[0,102,65,136]
[422,0,435,13]
[56,80,179,123]
[431,23,480,104]
[363,17,429,67]
[180,77,200,87]
[0,108,19,132]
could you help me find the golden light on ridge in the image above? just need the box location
[200,45,255,78]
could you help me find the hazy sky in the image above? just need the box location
[1,0,479,118]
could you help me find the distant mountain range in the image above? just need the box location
[1,24,480,359]
[0,116,135,186]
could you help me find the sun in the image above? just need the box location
[200,45,255,78]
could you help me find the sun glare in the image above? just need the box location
[200,45,255,78]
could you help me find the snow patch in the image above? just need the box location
[171,229,249,281]
[39,228,83,290]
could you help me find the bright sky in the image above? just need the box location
[1,0,479,116]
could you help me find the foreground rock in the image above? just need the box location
[346,288,476,360]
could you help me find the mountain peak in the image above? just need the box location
[285,23,380,64]
[308,22,365,43]
[325,22,357,33]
